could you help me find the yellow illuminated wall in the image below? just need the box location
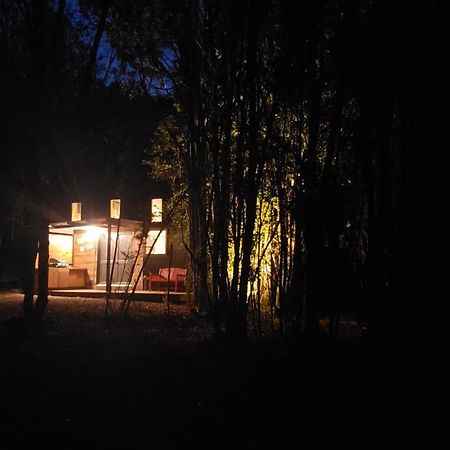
[49,233,73,263]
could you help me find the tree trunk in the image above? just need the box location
[23,236,38,320]
[34,220,49,320]
[80,0,110,101]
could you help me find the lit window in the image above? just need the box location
[146,230,166,254]
[151,198,163,222]
[72,202,81,221]
[49,233,73,264]
[110,199,121,219]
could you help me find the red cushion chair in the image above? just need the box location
[147,267,186,292]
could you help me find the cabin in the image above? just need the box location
[44,199,187,295]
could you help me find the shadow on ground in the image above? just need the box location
[0,292,425,449]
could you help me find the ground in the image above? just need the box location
[0,291,412,449]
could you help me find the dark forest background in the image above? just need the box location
[0,0,448,356]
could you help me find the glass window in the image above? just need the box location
[110,199,121,219]
[151,198,163,222]
[49,233,73,264]
[72,202,81,221]
[146,229,166,255]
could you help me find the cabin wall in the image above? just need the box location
[144,228,186,276]
[47,267,89,289]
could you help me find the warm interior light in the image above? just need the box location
[49,233,73,263]
[72,202,82,221]
[83,226,104,242]
[151,198,163,222]
[110,199,121,219]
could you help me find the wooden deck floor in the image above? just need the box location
[48,289,187,302]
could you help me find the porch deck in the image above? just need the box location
[48,289,187,302]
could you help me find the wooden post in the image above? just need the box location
[166,243,173,314]
[104,220,112,317]
[106,220,112,294]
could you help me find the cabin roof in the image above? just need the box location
[49,217,144,233]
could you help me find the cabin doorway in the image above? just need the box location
[97,232,135,285]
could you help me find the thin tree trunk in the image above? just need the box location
[23,236,38,320]
[34,220,49,320]
[80,0,110,101]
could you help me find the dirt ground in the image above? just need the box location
[0,291,404,449]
